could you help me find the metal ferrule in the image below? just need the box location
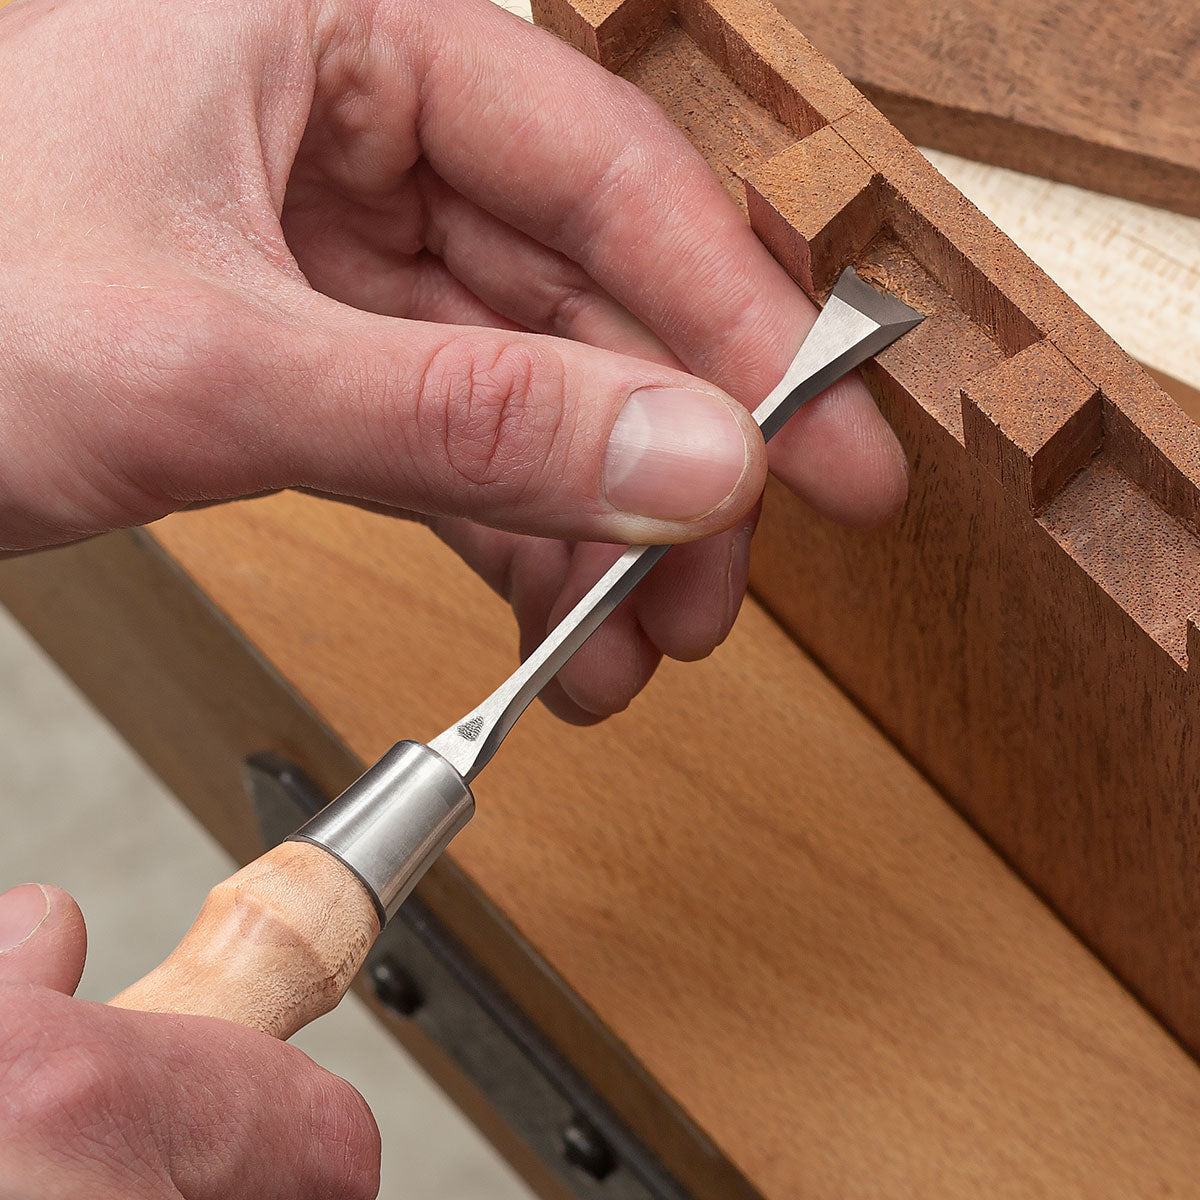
[289,741,475,923]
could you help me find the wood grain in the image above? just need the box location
[533,0,1200,1069]
[111,840,380,1039]
[0,523,752,1200]
[922,148,1200,398]
[765,0,1200,218]
[7,497,1200,1196]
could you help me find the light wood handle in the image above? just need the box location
[111,841,381,1040]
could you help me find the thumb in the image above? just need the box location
[0,884,87,994]
[263,299,768,545]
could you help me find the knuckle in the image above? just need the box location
[417,337,566,502]
[87,280,254,405]
[38,1050,114,1130]
[0,272,271,535]
[125,288,278,458]
[536,271,599,339]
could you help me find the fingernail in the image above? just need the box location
[604,387,752,521]
[0,884,50,953]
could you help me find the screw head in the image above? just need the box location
[370,957,423,1017]
[559,1115,616,1181]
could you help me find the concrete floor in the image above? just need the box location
[0,605,533,1200]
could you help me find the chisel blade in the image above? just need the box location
[428,267,924,784]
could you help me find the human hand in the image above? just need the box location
[0,0,907,721]
[0,882,380,1199]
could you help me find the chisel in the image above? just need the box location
[112,268,923,1037]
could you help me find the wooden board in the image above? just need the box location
[531,0,1200,1059]
[764,0,1200,219]
[5,498,1200,1196]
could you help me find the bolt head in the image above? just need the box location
[370,957,423,1017]
[560,1116,616,1181]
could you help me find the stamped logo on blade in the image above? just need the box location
[457,716,484,742]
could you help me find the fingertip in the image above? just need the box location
[318,1076,381,1200]
[556,625,661,718]
[855,427,911,526]
[269,1052,381,1200]
[537,678,610,726]
[0,883,49,954]
[35,884,83,914]
[828,401,910,527]
[0,883,87,994]
[634,521,755,663]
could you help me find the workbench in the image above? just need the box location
[4,1,1200,1196]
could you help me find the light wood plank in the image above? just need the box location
[6,493,1200,1196]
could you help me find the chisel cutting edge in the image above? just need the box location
[289,267,924,924]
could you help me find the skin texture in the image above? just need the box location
[0,884,380,1199]
[0,0,907,1192]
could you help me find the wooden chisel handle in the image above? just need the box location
[111,742,474,1039]
[110,841,380,1040]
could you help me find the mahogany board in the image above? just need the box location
[770,0,1200,218]
[5,497,1200,1197]
[532,0,1200,1059]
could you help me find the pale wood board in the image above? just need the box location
[6,496,1200,1196]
